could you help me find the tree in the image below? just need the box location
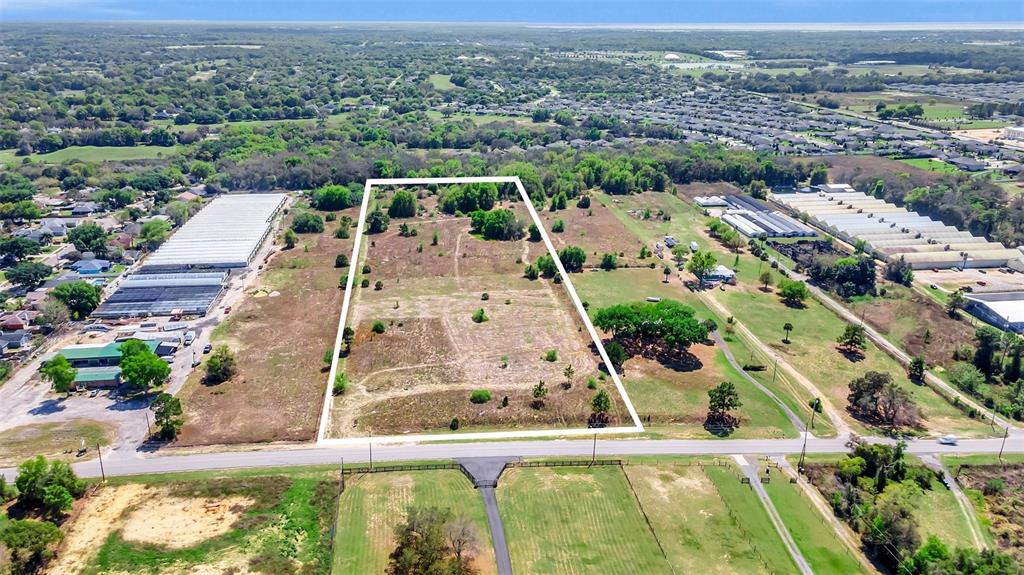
[946,290,965,317]
[388,190,418,218]
[531,380,548,409]
[759,271,773,290]
[593,299,708,351]
[809,164,829,186]
[0,519,63,574]
[600,253,618,270]
[551,219,565,233]
[335,254,349,268]
[604,341,627,369]
[708,381,741,418]
[312,184,359,211]
[527,223,541,242]
[686,250,717,284]
[848,371,920,430]
[948,362,985,394]
[0,236,41,264]
[150,392,184,440]
[778,279,810,306]
[51,281,101,318]
[188,160,214,180]
[40,354,76,396]
[366,209,390,233]
[563,364,575,389]
[386,507,478,575]
[15,456,83,508]
[591,389,611,413]
[663,265,672,282]
[908,356,925,381]
[471,308,488,323]
[37,298,70,330]
[470,208,523,240]
[67,222,108,256]
[139,219,172,250]
[333,372,348,395]
[837,324,867,356]
[120,343,170,390]
[42,484,73,518]
[782,322,794,344]
[973,325,1002,377]
[6,261,52,289]
[283,228,298,249]
[291,211,324,233]
[205,345,236,384]
[557,246,586,272]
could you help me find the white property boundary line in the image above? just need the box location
[316,176,644,446]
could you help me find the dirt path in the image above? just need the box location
[45,484,147,575]
[700,291,851,435]
[711,331,807,435]
[733,455,814,575]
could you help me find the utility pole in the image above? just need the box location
[591,433,597,466]
[96,442,106,482]
[144,411,151,437]
[340,458,346,492]
[798,399,819,474]
[771,358,778,385]
[998,426,1009,464]
[368,432,373,471]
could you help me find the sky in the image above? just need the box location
[1,0,1022,24]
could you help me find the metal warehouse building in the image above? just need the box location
[964,292,1024,332]
[716,195,817,239]
[93,272,228,318]
[140,194,286,272]
[772,190,1023,270]
[95,194,286,319]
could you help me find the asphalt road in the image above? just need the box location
[4,435,1019,481]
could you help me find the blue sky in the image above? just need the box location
[1,0,1022,23]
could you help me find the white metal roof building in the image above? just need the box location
[772,190,1022,269]
[140,194,286,271]
[965,291,1024,332]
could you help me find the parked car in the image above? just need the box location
[937,435,959,446]
[203,344,212,354]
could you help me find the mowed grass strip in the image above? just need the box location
[704,465,799,574]
[625,463,778,574]
[0,419,114,467]
[332,470,497,575]
[497,466,673,575]
[762,476,870,575]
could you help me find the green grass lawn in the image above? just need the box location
[498,466,673,574]
[0,419,115,467]
[425,110,536,126]
[0,145,182,165]
[624,462,790,574]
[572,268,802,439]
[762,477,870,575]
[703,465,800,574]
[428,74,457,90]
[898,158,962,174]
[333,470,497,574]
[914,480,978,550]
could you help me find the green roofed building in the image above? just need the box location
[59,340,159,368]
[73,366,122,388]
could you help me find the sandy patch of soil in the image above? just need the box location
[45,484,147,575]
[121,494,253,549]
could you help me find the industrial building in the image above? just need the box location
[140,194,286,272]
[964,292,1024,332]
[772,190,1023,269]
[711,194,817,239]
[94,193,285,319]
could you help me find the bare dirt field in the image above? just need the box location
[956,464,1024,563]
[951,128,1006,143]
[672,182,742,200]
[0,419,113,467]
[807,155,948,184]
[120,494,253,549]
[539,197,648,266]
[177,206,357,445]
[329,193,627,437]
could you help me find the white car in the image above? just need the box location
[937,435,959,446]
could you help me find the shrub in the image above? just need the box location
[371,320,386,334]
[586,377,598,390]
[470,389,492,404]
[291,212,324,233]
[544,349,558,362]
[205,346,236,384]
[552,219,565,233]
[481,292,489,301]
[576,195,591,208]
[450,417,460,431]
[333,373,348,395]
[335,254,349,268]
[374,280,383,290]
[361,278,370,288]
[471,308,488,323]
[362,264,372,274]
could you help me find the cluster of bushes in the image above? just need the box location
[806,254,876,299]
[469,208,523,241]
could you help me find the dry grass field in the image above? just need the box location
[330,192,628,437]
[176,206,357,445]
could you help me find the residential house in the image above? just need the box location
[0,311,38,331]
[70,202,100,217]
[0,330,32,351]
[70,259,111,275]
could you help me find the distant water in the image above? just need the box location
[2,0,1022,24]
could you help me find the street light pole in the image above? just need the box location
[96,442,106,483]
[998,426,1009,464]
[798,399,819,474]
